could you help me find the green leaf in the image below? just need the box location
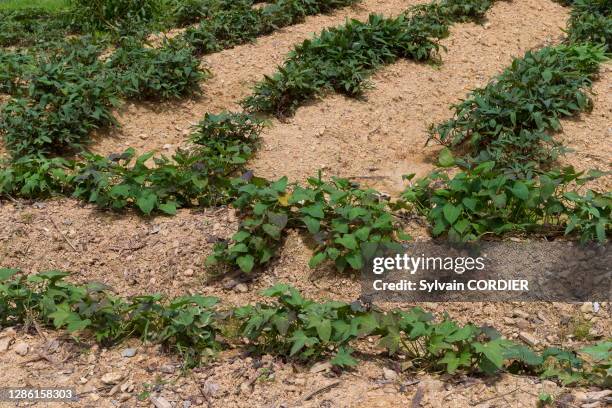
[66,318,91,333]
[539,175,555,200]
[503,344,543,366]
[289,187,315,204]
[29,270,69,283]
[539,393,553,404]
[229,243,249,254]
[135,151,154,166]
[189,295,218,308]
[353,313,378,335]
[268,212,288,229]
[446,325,475,342]
[473,340,505,372]
[462,197,478,212]
[109,184,131,198]
[173,310,195,326]
[253,203,268,215]
[563,191,582,202]
[580,341,611,362]
[308,252,327,268]
[271,315,290,335]
[348,207,368,220]
[398,231,412,240]
[48,305,72,328]
[492,193,507,208]
[335,234,357,250]
[326,247,340,260]
[438,147,455,167]
[289,330,317,356]
[262,283,291,297]
[262,223,281,240]
[232,230,251,242]
[331,219,349,234]
[440,351,460,373]
[158,201,177,215]
[595,222,606,243]
[302,204,325,219]
[453,219,470,235]
[432,221,447,236]
[330,347,358,367]
[237,255,255,273]
[316,319,332,342]
[345,252,363,269]
[260,248,273,263]
[302,216,320,234]
[511,182,529,201]
[442,203,461,225]
[0,268,19,282]
[379,328,401,354]
[354,227,371,241]
[136,191,157,215]
[271,177,288,193]
[533,111,545,129]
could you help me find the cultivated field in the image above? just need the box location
[0,0,610,407]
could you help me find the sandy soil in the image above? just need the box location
[249,0,571,195]
[1,323,609,408]
[557,63,612,192]
[0,0,610,407]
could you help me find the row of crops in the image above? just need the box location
[0,0,610,384]
[0,0,362,47]
[0,0,363,158]
[1,269,610,385]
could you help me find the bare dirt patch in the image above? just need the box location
[1,324,600,408]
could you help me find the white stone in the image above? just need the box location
[309,362,331,373]
[13,342,28,356]
[519,332,538,346]
[151,396,173,408]
[101,372,124,385]
[234,283,248,293]
[580,302,593,314]
[383,367,398,380]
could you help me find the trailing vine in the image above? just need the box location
[1,269,610,385]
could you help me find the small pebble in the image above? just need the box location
[383,367,398,381]
[101,372,124,385]
[519,332,539,346]
[13,342,29,356]
[151,396,172,408]
[580,302,593,314]
[234,283,248,293]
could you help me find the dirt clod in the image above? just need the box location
[518,332,539,347]
[101,372,124,385]
[13,342,28,356]
[151,396,173,408]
